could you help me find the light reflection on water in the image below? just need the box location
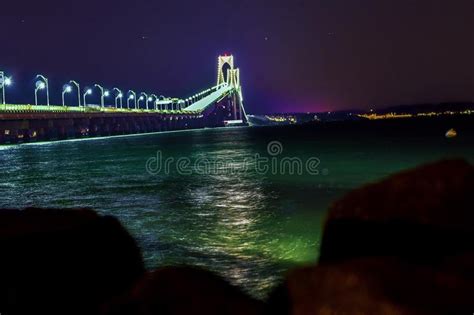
[1,123,474,297]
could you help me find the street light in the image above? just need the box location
[113,88,123,108]
[36,74,50,106]
[83,88,92,107]
[69,80,81,107]
[0,71,12,105]
[138,93,147,109]
[149,94,157,110]
[158,95,166,111]
[127,90,136,109]
[35,81,46,106]
[147,97,153,110]
[94,84,108,107]
[62,84,72,106]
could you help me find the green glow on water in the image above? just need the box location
[1,120,473,298]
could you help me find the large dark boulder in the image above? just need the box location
[267,255,474,315]
[103,266,264,315]
[0,208,144,315]
[320,158,474,262]
[266,159,474,315]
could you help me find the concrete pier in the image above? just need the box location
[0,112,206,144]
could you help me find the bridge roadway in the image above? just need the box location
[0,83,230,116]
[0,84,245,144]
[185,85,232,111]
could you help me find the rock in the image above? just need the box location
[267,256,474,315]
[266,159,474,315]
[0,208,145,315]
[320,159,474,262]
[102,266,264,315]
[266,259,413,315]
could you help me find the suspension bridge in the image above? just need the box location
[0,55,248,144]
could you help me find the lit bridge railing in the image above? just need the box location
[0,104,200,115]
[0,83,231,116]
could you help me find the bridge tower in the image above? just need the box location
[217,55,235,86]
[227,68,240,87]
[216,55,248,123]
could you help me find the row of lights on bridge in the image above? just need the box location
[0,71,227,110]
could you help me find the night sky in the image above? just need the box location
[1,0,473,114]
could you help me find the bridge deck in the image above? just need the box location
[0,84,233,117]
[184,86,232,112]
[0,104,199,116]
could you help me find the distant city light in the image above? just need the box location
[104,90,110,97]
[4,77,12,86]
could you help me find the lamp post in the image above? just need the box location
[69,80,81,107]
[127,90,136,109]
[36,74,50,106]
[35,81,46,106]
[83,88,92,107]
[94,84,108,107]
[149,94,157,110]
[62,84,72,106]
[158,95,166,111]
[147,96,152,110]
[104,90,110,106]
[113,88,123,108]
[0,72,12,105]
[138,93,147,109]
[3,77,11,105]
[146,94,153,110]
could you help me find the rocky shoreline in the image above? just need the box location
[1,159,473,315]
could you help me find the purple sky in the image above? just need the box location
[1,0,473,114]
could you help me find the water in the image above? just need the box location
[1,118,473,298]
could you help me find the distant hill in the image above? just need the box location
[377,102,474,114]
[249,102,474,126]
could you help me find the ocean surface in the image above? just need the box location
[1,117,473,298]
